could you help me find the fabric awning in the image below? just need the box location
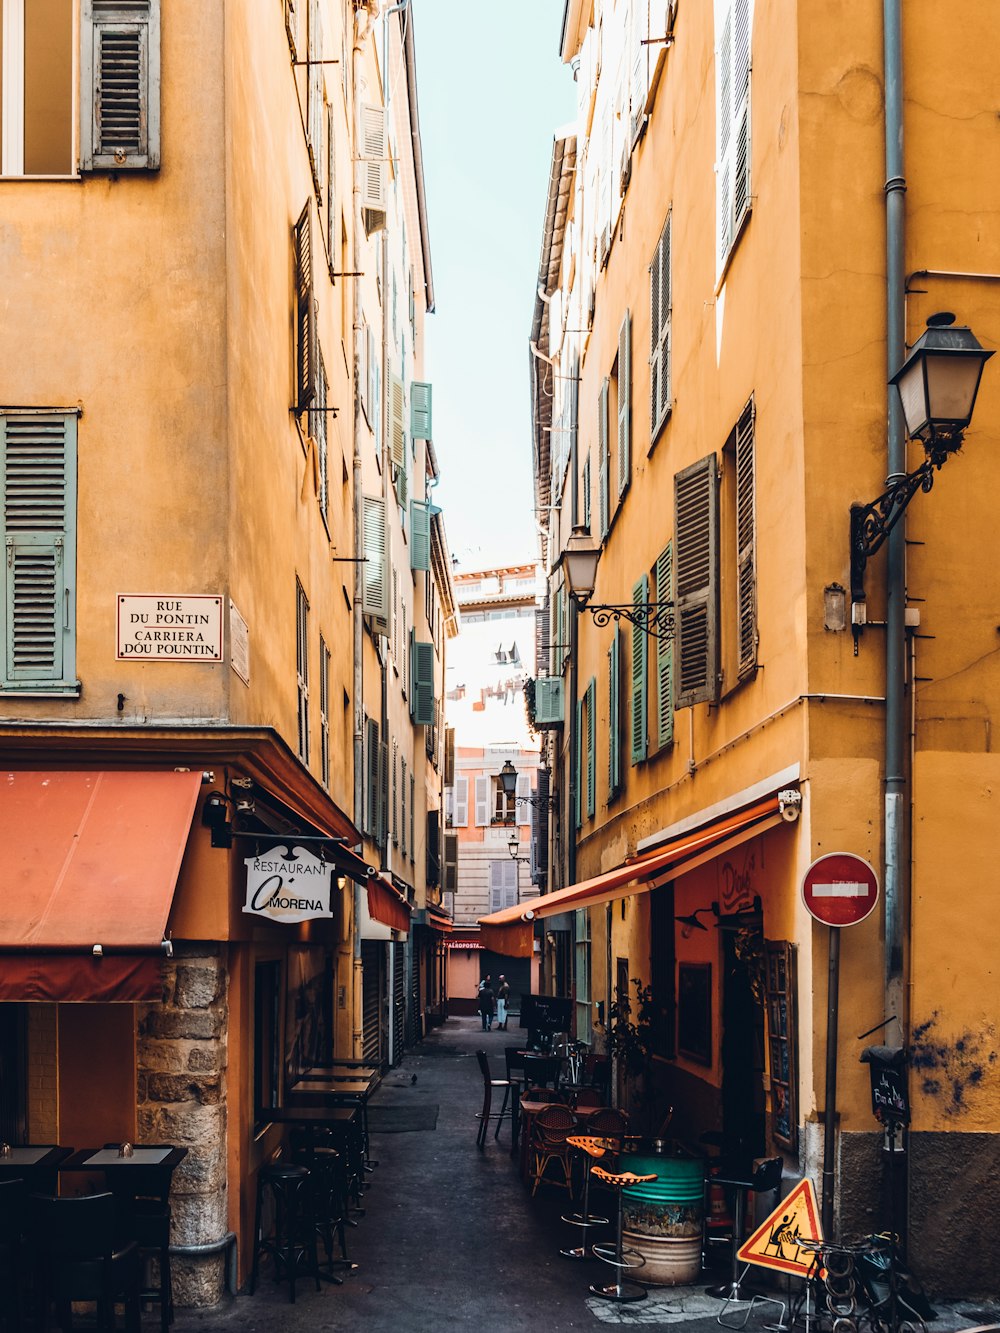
[332,844,411,934]
[479,796,783,956]
[0,769,203,1000]
[425,904,453,933]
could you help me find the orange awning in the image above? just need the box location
[331,843,411,934]
[0,769,202,1000]
[479,796,783,956]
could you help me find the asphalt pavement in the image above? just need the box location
[171,1016,999,1333]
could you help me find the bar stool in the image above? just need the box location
[250,1163,321,1302]
[706,1156,783,1304]
[559,1136,611,1261]
[589,1166,658,1303]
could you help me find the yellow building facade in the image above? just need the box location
[514,0,1000,1294]
[0,0,453,1302]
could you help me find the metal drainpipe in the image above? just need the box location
[352,3,371,1057]
[883,0,907,1039]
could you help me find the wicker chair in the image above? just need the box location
[529,1104,577,1198]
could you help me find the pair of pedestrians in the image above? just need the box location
[476,974,510,1030]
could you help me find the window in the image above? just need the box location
[309,351,329,523]
[81,0,161,172]
[630,575,648,764]
[401,757,407,858]
[326,103,337,271]
[615,312,632,501]
[607,629,623,799]
[361,494,388,633]
[409,772,415,862]
[294,203,317,412]
[649,213,672,443]
[254,960,282,1119]
[574,908,592,1045]
[674,454,720,708]
[766,940,798,1152]
[653,543,675,748]
[391,740,399,845]
[306,0,323,192]
[410,634,434,725]
[295,580,309,763]
[582,452,592,531]
[488,860,518,912]
[733,397,757,679]
[716,0,752,270]
[493,782,515,826]
[1,412,79,693]
[451,776,468,827]
[585,677,596,819]
[0,0,73,175]
[319,635,331,788]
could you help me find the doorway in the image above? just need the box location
[720,924,766,1161]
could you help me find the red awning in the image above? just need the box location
[366,877,411,932]
[0,769,202,1000]
[426,905,453,933]
[479,796,784,956]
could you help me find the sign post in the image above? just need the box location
[801,853,880,1239]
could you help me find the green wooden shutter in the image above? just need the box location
[617,312,632,497]
[735,397,757,677]
[654,543,675,747]
[410,382,432,440]
[534,677,564,725]
[80,0,160,171]
[598,379,610,538]
[650,213,672,435]
[630,574,648,763]
[675,454,720,707]
[608,630,621,797]
[293,203,317,412]
[1,414,78,689]
[410,635,435,725]
[575,695,583,830]
[365,717,379,837]
[582,452,592,531]
[362,494,388,632]
[586,676,596,819]
[410,500,431,571]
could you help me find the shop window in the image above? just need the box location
[254,960,282,1119]
[765,940,797,1152]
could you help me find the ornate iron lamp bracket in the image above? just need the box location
[849,447,953,604]
[582,602,677,641]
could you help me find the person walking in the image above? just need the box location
[495,975,511,1031]
[477,979,496,1032]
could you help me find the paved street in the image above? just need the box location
[172,1018,999,1333]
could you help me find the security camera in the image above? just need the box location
[778,789,802,822]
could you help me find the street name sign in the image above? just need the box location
[801,852,879,927]
[737,1178,823,1278]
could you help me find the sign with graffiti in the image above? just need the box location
[737,1178,823,1277]
[243,845,333,923]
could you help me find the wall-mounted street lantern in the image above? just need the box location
[497,759,559,812]
[554,525,676,639]
[507,831,531,865]
[851,313,993,611]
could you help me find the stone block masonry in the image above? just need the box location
[138,944,229,1308]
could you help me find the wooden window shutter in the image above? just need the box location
[586,676,596,819]
[629,0,648,139]
[654,542,675,748]
[575,695,583,830]
[617,312,631,498]
[717,0,751,267]
[444,727,456,785]
[307,0,323,192]
[410,382,432,440]
[454,776,469,827]
[716,0,734,265]
[400,755,407,856]
[391,740,399,844]
[409,771,415,860]
[607,629,621,797]
[410,500,431,571]
[1,413,78,689]
[504,859,518,908]
[361,494,388,632]
[735,396,757,677]
[474,775,491,827]
[534,676,564,725]
[516,773,532,827]
[630,574,648,764]
[389,373,406,468]
[582,452,592,531]
[675,454,720,707]
[80,0,160,171]
[732,0,752,227]
[326,103,337,265]
[443,831,459,893]
[365,717,379,837]
[650,213,672,436]
[295,580,310,763]
[360,102,387,211]
[377,737,388,849]
[294,203,317,412]
[598,378,610,538]
[489,861,504,913]
[410,637,435,726]
[551,585,562,675]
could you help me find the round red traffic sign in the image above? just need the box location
[801,852,879,927]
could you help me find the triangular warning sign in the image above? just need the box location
[736,1178,824,1277]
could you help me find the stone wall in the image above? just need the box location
[137,944,229,1307]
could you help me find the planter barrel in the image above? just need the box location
[621,1140,705,1285]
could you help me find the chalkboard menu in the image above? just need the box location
[861,1046,909,1124]
[519,993,573,1033]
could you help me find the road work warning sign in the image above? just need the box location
[736,1179,823,1277]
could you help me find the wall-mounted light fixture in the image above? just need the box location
[507,831,531,865]
[675,904,720,938]
[554,525,675,640]
[851,313,993,631]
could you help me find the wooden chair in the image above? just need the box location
[27,1191,141,1333]
[529,1104,577,1198]
[571,1087,604,1109]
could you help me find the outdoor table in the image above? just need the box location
[288,1074,379,1168]
[0,1144,72,1194]
[254,1105,365,1210]
[518,1100,611,1182]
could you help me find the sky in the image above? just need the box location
[412,2,576,574]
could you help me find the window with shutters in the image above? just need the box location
[400,755,407,857]
[309,351,329,525]
[293,203,317,412]
[319,634,331,788]
[1,0,73,175]
[360,101,387,234]
[649,213,672,445]
[474,774,491,828]
[653,542,675,748]
[295,580,310,764]
[607,629,623,799]
[585,676,596,820]
[674,454,720,708]
[326,102,337,273]
[410,500,431,572]
[630,574,649,764]
[597,379,610,540]
[391,740,399,845]
[409,772,415,862]
[1,412,79,693]
[306,0,323,193]
[452,775,469,828]
[410,633,435,726]
[614,312,632,504]
[716,0,753,273]
[582,452,591,531]
[489,860,518,913]
[79,0,161,173]
[493,780,515,826]
[722,396,758,686]
[410,383,432,441]
[362,494,388,633]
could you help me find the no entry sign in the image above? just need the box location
[802,852,879,927]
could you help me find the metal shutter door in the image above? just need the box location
[361,940,383,1067]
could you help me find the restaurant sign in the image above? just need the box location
[243,845,333,923]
